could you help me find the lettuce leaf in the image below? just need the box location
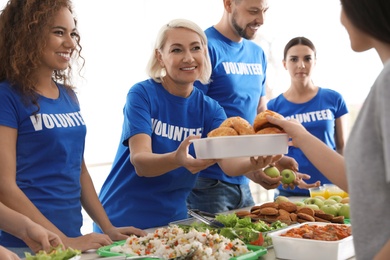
[25,246,81,260]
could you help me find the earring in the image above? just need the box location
[161,67,166,78]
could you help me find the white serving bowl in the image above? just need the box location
[190,134,289,159]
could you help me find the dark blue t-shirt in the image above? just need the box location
[95,79,226,230]
[268,87,349,196]
[0,81,86,247]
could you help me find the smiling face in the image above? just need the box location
[157,27,206,95]
[283,44,316,84]
[229,0,269,40]
[39,7,78,74]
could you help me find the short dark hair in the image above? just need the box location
[340,0,390,44]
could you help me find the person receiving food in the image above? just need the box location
[267,36,349,197]
[0,0,145,257]
[94,19,283,231]
[266,0,390,258]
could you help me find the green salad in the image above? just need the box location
[178,213,287,247]
[25,246,81,260]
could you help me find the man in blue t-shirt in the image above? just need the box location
[187,0,280,213]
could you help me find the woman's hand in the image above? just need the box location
[294,175,321,190]
[220,154,283,177]
[175,135,217,174]
[266,116,311,148]
[246,169,283,190]
[281,171,321,190]
[0,246,19,260]
[20,220,63,253]
[274,156,299,172]
[249,154,284,171]
[103,226,147,241]
[62,233,113,252]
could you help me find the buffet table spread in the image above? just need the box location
[76,196,356,260]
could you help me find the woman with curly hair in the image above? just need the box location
[0,0,145,257]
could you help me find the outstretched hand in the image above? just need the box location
[275,156,299,172]
[246,168,283,190]
[249,154,283,170]
[295,174,321,190]
[175,135,217,174]
[265,117,323,190]
[266,116,311,148]
[281,171,321,190]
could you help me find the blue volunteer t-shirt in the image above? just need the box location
[268,87,349,196]
[0,81,86,247]
[94,79,226,230]
[194,26,267,185]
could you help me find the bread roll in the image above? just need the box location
[256,127,285,135]
[253,110,285,133]
[208,116,255,137]
[207,127,238,137]
[231,117,255,135]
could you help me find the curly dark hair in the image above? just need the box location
[0,0,84,111]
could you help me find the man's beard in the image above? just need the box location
[231,11,254,40]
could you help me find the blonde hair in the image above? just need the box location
[146,19,211,84]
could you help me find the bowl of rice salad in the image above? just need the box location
[97,225,267,259]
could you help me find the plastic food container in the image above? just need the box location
[269,222,355,260]
[309,186,326,198]
[190,134,289,159]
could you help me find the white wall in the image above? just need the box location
[73,0,382,166]
[1,0,382,167]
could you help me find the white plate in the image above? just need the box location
[269,222,355,260]
[191,134,288,159]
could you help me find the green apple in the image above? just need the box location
[338,204,350,218]
[320,204,338,216]
[324,199,338,205]
[334,203,343,211]
[304,198,324,208]
[304,204,320,210]
[328,195,343,203]
[264,165,280,178]
[274,195,290,204]
[294,201,305,207]
[280,169,296,184]
[314,196,326,201]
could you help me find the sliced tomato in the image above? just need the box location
[249,233,264,246]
